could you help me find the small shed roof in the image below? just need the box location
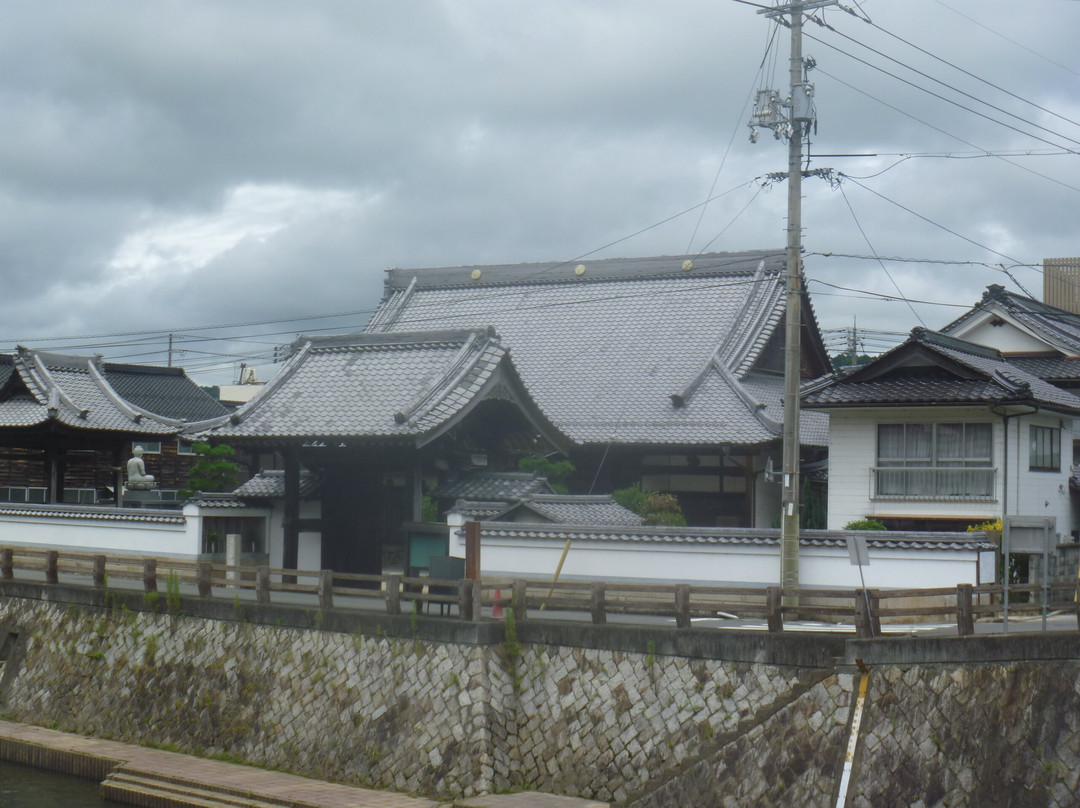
[494,494,644,526]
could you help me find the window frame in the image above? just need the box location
[874,422,994,500]
[1029,425,1061,472]
[132,440,162,455]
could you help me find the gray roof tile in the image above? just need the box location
[495,494,644,526]
[473,523,994,551]
[805,329,1080,414]
[0,349,187,435]
[209,329,558,445]
[234,469,323,499]
[943,284,1080,355]
[432,472,555,501]
[365,251,827,448]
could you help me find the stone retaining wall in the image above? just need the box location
[3,587,1080,806]
[0,593,819,801]
[851,661,1080,807]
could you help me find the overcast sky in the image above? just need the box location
[0,0,1077,386]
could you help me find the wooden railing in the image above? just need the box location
[1,547,1078,637]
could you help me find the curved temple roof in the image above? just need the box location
[365,251,829,448]
[0,348,209,435]
[205,327,570,449]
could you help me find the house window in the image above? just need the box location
[177,439,197,456]
[875,423,993,499]
[132,440,162,454]
[1030,426,1061,471]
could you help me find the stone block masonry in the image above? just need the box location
[2,584,1080,806]
[0,590,832,802]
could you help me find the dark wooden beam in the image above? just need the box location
[282,448,300,573]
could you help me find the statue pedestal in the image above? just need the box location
[123,490,159,508]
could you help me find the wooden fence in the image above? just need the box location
[1,546,1078,638]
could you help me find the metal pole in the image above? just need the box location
[780,5,805,598]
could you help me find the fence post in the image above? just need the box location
[255,566,270,605]
[46,550,59,585]
[457,578,471,620]
[956,583,974,636]
[674,584,691,629]
[869,588,882,636]
[142,558,156,593]
[767,586,784,633]
[590,582,607,625]
[0,548,11,580]
[855,588,874,639]
[385,574,402,616]
[318,570,334,611]
[93,555,106,588]
[196,561,213,598]
[512,579,528,621]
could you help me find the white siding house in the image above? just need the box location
[805,328,1080,540]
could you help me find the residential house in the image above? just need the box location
[803,327,1080,538]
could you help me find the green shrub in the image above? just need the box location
[843,518,887,531]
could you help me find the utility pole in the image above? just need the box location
[746,0,836,596]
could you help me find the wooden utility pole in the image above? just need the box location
[745,0,837,596]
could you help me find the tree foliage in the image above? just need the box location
[613,483,687,526]
[181,443,239,497]
[517,455,575,493]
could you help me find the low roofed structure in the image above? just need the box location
[0,348,229,506]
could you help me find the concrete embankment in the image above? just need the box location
[1,581,1078,806]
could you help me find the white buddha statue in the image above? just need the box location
[126,446,156,490]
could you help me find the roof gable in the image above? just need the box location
[805,328,1080,414]
[943,284,1080,356]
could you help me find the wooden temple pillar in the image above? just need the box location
[44,443,65,504]
[113,442,125,507]
[282,447,300,573]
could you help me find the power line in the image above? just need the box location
[803,27,1080,155]
[847,9,1080,133]
[815,67,1080,195]
[837,182,925,326]
[838,173,1036,297]
[932,0,1080,79]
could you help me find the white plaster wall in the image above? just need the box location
[266,500,322,571]
[468,534,983,589]
[0,511,196,556]
[954,319,1050,353]
[1011,414,1074,540]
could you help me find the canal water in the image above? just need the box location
[0,760,123,806]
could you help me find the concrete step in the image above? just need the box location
[101,769,303,808]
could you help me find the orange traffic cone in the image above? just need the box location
[492,588,504,619]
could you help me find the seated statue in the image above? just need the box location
[126,446,157,490]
